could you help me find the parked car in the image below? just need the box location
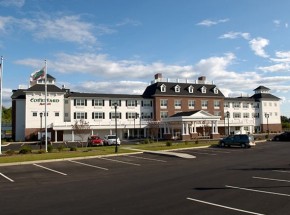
[87,135,104,146]
[103,135,121,146]
[272,132,290,141]
[219,134,255,148]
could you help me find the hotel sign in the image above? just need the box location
[30,98,60,105]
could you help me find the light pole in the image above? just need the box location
[40,112,43,150]
[135,113,139,138]
[114,103,118,153]
[265,113,269,137]
[226,111,230,136]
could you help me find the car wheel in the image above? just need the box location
[241,143,246,148]
[276,137,280,141]
[220,142,225,147]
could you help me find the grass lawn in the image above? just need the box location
[0,140,217,164]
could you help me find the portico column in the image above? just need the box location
[194,122,197,133]
[72,130,74,142]
[127,129,130,139]
[215,121,218,133]
[182,123,185,135]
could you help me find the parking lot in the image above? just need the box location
[0,141,290,215]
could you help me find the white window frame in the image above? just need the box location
[188,100,195,109]
[160,111,168,119]
[160,84,166,92]
[93,112,104,119]
[174,100,181,109]
[94,99,104,106]
[188,85,194,93]
[76,99,85,106]
[160,99,168,109]
[201,100,208,109]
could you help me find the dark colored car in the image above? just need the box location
[87,135,104,146]
[219,134,255,148]
[272,132,290,141]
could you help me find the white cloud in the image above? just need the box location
[249,37,269,58]
[219,31,250,40]
[116,18,141,27]
[197,18,229,27]
[0,0,25,7]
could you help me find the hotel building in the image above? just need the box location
[11,73,282,142]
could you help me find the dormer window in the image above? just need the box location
[174,85,180,93]
[213,87,219,94]
[188,85,194,93]
[201,86,207,94]
[160,84,166,92]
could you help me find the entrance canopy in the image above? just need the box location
[163,110,220,123]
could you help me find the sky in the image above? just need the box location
[1,0,290,116]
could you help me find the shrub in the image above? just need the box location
[38,150,46,154]
[47,145,53,153]
[57,145,65,152]
[195,140,199,144]
[143,139,151,144]
[70,146,77,151]
[5,149,15,156]
[19,146,32,154]
[166,141,172,147]
[184,141,188,145]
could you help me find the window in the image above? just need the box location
[160,99,168,109]
[253,103,259,108]
[93,99,104,106]
[243,103,249,108]
[201,86,207,93]
[110,100,121,106]
[244,126,249,131]
[213,87,219,94]
[188,85,194,93]
[74,99,87,106]
[110,112,121,119]
[142,112,152,119]
[55,112,60,117]
[252,113,259,118]
[74,112,87,119]
[214,100,220,109]
[126,112,138,119]
[174,85,180,92]
[224,102,230,108]
[274,102,277,107]
[233,112,241,118]
[233,102,241,108]
[264,102,267,106]
[243,113,250,118]
[201,100,208,109]
[174,100,181,109]
[92,112,105,119]
[160,111,168,119]
[142,100,152,107]
[160,84,166,92]
[214,111,221,116]
[64,100,69,104]
[33,112,37,117]
[126,100,136,107]
[188,100,195,109]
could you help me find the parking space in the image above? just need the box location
[1,141,290,215]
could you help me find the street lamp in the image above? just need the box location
[113,103,118,153]
[40,112,43,150]
[134,113,139,138]
[265,113,269,137]
[226,111,230,136]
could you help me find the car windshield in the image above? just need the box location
[108,135,117,139]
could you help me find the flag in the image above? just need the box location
[30,67,45,82]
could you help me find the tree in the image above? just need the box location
[281,116,290,129]
[147,120,160,141]
[71,119,90,147]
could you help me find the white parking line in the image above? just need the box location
[33,164,67,176]
[99,157,141,166]
[0,172,14,182]
[253,176,290,183]
[192,152,217,156]
[197,149,231,153]
[226,185,290,197]
[125,155,167,162]
[273,170,290,174]
[68,160,109,170]
[187,197,265,215]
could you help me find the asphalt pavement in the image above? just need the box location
[0,141,290,215]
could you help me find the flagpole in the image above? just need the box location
[44,60,48,152]
[0,56,3,155]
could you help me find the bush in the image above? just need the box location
[143,139,151,144]
[195,140,199,144]
[184,141,188,145]
[38,150,46,154]
[166,141,172,147]
[5,149,15,156]
[47,145,53,153]
[19,146,32,154]
[57,145,65,152]
[70,146,77,151]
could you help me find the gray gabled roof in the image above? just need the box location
[25,84,65,93]
[142,82,224,98]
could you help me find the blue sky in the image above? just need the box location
[1,0,290,116]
